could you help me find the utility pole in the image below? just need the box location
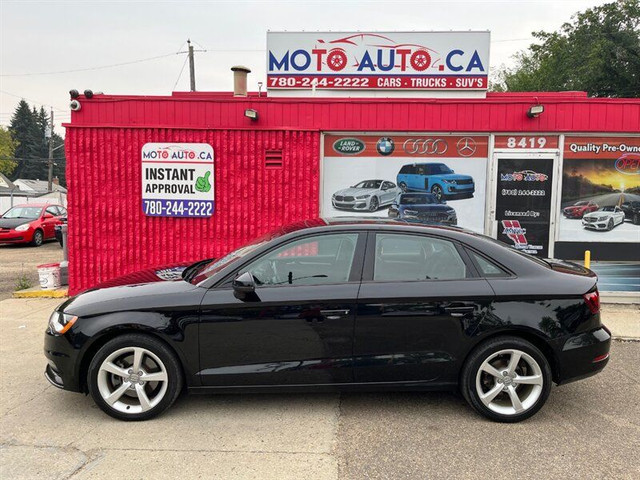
[47,109,54,192]
[188,39,196,91]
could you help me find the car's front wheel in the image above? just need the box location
[607,218,614,231]
[31,229,43,247]
[369,196,379,211]
[634,213,639,225]
[431,184,443,201]
[88,334,183,421]
[399,182,408,193]
[461,336,552,423]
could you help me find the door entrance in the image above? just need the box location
[489,153,559,258]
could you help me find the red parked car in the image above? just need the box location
[0,203,67,246]
[562,201,599,219]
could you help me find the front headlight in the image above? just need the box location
[48,311,78,335]
[598,216,608,221]
[15,223,31,232]
[442,179,457,184]
[356,194,371,199]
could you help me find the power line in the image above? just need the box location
[0,90,67,111]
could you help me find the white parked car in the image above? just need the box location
[332,180,401,212]
[582,206,625,231]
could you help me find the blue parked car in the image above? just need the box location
[388,193,457,225]
[396,163,475,201]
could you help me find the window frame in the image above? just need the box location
[361,231,480,284]
[219,231,367,289]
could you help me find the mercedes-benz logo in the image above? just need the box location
[402,138,448,155]
[456,137,477,157]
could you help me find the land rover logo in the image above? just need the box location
[333,138,366,155]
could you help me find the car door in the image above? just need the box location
[198,231,366,386]
[42,206,59,239]
[354,231,494,385]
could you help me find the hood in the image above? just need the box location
[58,262,202,317]
[583,211,608,219]
[333,187,378,197]
[400,204,453,213]
[0,218,34,229]
[440,173,472,182]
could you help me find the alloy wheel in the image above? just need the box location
[369,196,379,211]
[97,346,169,415]
[475,349,543,416]
[431,185,443,201]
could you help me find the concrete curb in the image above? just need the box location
[12,287,69,298]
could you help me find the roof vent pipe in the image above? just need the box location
[231,66,251,97]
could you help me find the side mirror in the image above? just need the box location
[233,272,256,293]
[43,213,54,219]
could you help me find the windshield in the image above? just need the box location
[400,194,437,205]
[574,201,588,206]
[1,206,42,219]
[354,180,382,189]
[432,164,453,174]
[600,206,615,212]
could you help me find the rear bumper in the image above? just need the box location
[556,326,611,385]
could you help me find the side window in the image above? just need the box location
[373,234,468,281]
[58,207,67,216]
[243,233,359,287]
[468,251,509,277]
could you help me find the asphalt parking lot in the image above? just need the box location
[0,242,62,301]
[1,298,638,479]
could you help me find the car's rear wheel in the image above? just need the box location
[461,337,552,423]
[31,229,43,247]
[431,184,443,201]
[88,334,183,421]
[369,196,379,212]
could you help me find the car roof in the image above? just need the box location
[9,203,55,208]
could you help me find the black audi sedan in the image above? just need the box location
[44,218,610,422]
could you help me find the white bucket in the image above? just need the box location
[37,263,61,290]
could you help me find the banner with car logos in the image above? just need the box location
[558,136,640,243]
[322,134,488,233]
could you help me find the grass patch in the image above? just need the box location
[15,274,33,291]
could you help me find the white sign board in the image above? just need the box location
[267,31,490,93]
[141,143,214,217]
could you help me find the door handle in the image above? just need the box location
[443,305,475,317]
[319,309,351,320]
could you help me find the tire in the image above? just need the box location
[399,182,408,193]
[88,334,183,421]
[431,184,443,202]
[461,336,552,423]
[607,218,614,231]
[31,229,44,247]
[369,196,379,212]
[634,213,639,225]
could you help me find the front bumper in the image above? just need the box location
[0,230,29,243]
[582,219,609,230]
[332,198,370,210]
[556,326,611,385]
[563,210,583,218]
[444,184,474,196]
[44,329,82,392]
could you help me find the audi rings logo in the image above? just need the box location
[456,137,477,157]
[402,138,448,155]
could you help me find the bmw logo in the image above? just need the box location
[376,137,395,156]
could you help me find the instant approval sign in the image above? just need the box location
[141,143,214,217]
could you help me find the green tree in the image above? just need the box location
[494,0,640,97]
[7,100,66,186]
[0,126,18,175]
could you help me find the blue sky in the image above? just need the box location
[1,0,609,134]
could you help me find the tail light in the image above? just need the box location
[584,289,600,315]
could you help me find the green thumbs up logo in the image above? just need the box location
[195,171,212,193]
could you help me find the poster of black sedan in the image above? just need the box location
[559,137,640,243]
[322,134,488,233]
